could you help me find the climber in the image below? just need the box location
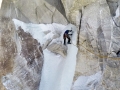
[63,30,73,45]
[116,50,120,57]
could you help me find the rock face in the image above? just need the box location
[54,0,120,89]
[0,17,17,90]
[0,0,68,24]
[73,0,120,89]
[96,1,120,89]
[0,17,43,90]
[107,0,119,16]
[74,0,111,78]
[1,0,120,90]
[61,0,97,25]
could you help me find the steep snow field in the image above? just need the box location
[13,19,101,90]
[40,24,78,90]
[13,19,78,90]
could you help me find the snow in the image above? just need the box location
[0,0,2,9]
[39,24,78,90]
[114,7,120,19]
[72,71,102,90]
[13,19,78,90]
[13,19,101,90]
[13,19,65,45]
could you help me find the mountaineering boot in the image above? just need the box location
[67,42,71,44]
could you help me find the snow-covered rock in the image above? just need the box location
[72,71,102,90]
[42,31,60,50]
[47,40,67,57]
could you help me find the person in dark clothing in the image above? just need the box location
[116,50,120,57]
[63,30,73,45]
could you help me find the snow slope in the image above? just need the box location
[13,19,78,90]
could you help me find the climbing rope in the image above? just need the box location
[71,36,120,60]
